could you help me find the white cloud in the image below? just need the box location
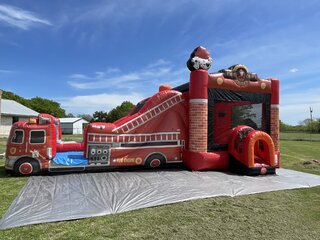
[63,59,188,114]
[68,59,187,91]
[0,4,52,30]
[68,73,141,90]
[0,69,13,73]
[146,59,171,69]
[289,68,299,73]
[58,0,233,35]
[69,73,90,79]
[59,92,145,115]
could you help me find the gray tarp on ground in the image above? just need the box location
[1,168,320,229]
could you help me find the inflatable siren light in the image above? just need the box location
[29,118,37,124]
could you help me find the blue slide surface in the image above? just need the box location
[53,151,88,166]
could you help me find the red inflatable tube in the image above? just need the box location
[183,150,229,171]
[228,125,254,162]
[189,70,208,100]
[57,142,84,152]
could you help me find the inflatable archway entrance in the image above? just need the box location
[229,126,276,175]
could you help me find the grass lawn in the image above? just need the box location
[0,136,319,239]
[281,131,320,142]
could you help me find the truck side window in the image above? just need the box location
[30,130,45,144]
[12,130,24,144]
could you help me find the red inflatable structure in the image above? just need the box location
[5,46,279,176]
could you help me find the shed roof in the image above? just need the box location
[1,99,38,117]
[59,118,89,124]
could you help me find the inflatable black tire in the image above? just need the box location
[14,158,40,175]
[144,154,166,168]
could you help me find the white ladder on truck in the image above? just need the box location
[113,93,183,134]
[88,132,181,144]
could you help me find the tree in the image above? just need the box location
[106,101,135,122]
[2,91,30,107]
[92,111,108,122]
[29,97,66,118]
[66,113,75,118]
[92,101,135,123]
[300,118,320,133]
[2,91,67,118]
[77,114,93,122]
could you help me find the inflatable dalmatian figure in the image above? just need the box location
[187,46,213,71]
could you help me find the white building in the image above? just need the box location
[59,118,89,135]
[0,97,39,136]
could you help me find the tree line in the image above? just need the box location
[280,119,320,133]
[92,101,135,122]
[2,91,67,117]
[4,90,319,130]
[2,90,135,123]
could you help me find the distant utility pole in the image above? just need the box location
[310,107,313,132]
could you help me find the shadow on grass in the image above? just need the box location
[0,165,13,179]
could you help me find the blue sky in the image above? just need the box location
[0,0,319,125]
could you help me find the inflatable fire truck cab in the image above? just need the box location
[5,46,279,176]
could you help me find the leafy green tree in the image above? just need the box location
[29,97,66,117]
[2,91,31,108]
[92,101,135,123]
[300,118,320,133]
[2,91,67,117]
[280,120,293,131]
[106,101,135,122]
[93,111,108,122]
[280,120,304,132]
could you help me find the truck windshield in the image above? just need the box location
[12,130,24,144]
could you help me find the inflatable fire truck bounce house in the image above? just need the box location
[5,46,280,176]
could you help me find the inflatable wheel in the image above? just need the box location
[14,158,40,175]
[144,154,166,168]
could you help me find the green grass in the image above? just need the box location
[280,140,320,175]
[61,134,83,142]
[0,136,319,239]
[0,137,7,154]
[281,131,320,141]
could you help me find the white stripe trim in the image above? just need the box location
[88,132,180,137]
[271,104,279,109]
[112,145,183,150]
[189,99,208,104]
